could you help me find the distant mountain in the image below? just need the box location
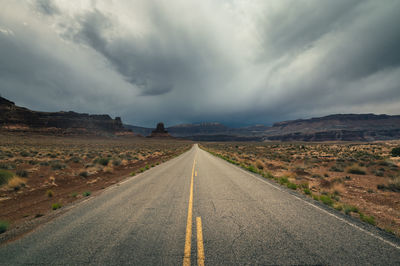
[123,124,153,136]
[3,95,398,141]
[125,114,400,141]
[0,96,130,135]
[265,114,400,141]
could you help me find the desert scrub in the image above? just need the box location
[391,147,400,157]
[303,188,311,195]
[16,169,28,177]
[359,213,376,225]
[286,182,297,190]
[50,161,66,170]
[344,205,359,215]
[83,191,91,197]
[347,165,366,175]
[79,171,88,178]
[319,195,334,206]
[112,159,121,166]
[94,158,110,166]
[0,169,14,186]
[52,203,62,210]
[7,177,26,191]
[46,189,54,197]
[0,220,9,234]
[278,177,289,185]
[0,163,16,170]
[255,160,264,170]
[377,177,400,192]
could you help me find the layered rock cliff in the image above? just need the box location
[0,96,127,135]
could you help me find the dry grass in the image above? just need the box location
[7,177,26,190]
[201,140,400,236]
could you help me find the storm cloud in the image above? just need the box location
[0,0,399,127]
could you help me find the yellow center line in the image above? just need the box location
[196,217,205,266]
[183,159,196,266]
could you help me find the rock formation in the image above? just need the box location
[0,96,130,135]
[149,122,172,138]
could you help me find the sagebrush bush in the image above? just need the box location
[0,220,9,234]
[391,147,400,157]
[94,158,109,166]
[0,169,13,186]
[46,190,54,197]
[347,165,366,175]
[319,195,333,206]
[52,203,62,210]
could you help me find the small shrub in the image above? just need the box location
[287,182,297,190]
[391,147,400,157]
[247,165,258,173]
[139,168,145,173]
[79,171,88,178]
[329,165,344,172]
[303,188,311,195]
[7,177,26,190]
[46,189,54,197]
[359,213,376,225]
[112,159,121,166]
[130,172,136,176]
[344,205,358,215]
[145,165,150,170]
[347,166,366,175]
[52,203,62,210]
[70,157,81,163]
[71,192,78,198]
[312,194,319,201]
[51,162,66,170]
[377,184,385,190]
[255,160,264,170]
[279,177,289,185]
[0,221,9,234]
[0,169,14,186]
[300,183,309,189]
[94,158,109,166]
[334,204,343,211]
[319,195,333,206]
[388,177,400,192]
[16,169,28,178]
[83,191,91,197]
[20,151,30,157]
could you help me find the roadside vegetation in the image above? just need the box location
[200,141,400,237]
[0,134,191,234]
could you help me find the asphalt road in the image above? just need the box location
[1,144,399,265]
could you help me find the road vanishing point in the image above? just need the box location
[1,144,399,265]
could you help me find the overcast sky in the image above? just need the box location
[1,0,399,127]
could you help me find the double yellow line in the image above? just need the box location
[183,160,205,266]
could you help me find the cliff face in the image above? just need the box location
[0,96,126,134]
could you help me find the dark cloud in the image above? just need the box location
[35,0,60,16]
[0,0,399,127]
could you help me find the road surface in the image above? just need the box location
[0,144,399,265]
